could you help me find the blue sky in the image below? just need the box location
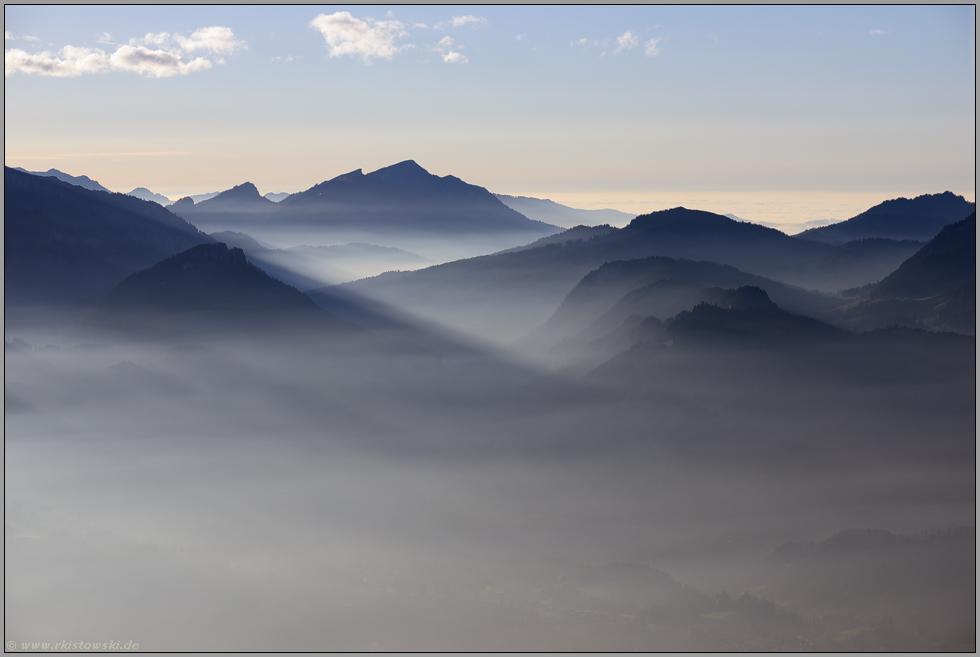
[4,5,975,224]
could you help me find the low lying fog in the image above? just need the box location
[6,322,974,650]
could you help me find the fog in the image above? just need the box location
[5,294,974,651]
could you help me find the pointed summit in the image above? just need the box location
[212,181,266,202]
[170,180,277,228]
[276,160,559,235]
[367,160,431,182]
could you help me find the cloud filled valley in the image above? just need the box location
[4,163,976,651]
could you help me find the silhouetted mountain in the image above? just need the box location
[274,160,559,235]
[834,213,976,334]
[655,287,843,348]
[170,181,278,227]
[87,242,358,341]
[127,187,173,205]
[494,194,635,228]
[210,230,268,252]
[528,256,842,353]
[874,212,975,298]
[608,208,912,289]
[13,166,111,192]
[165,162,560,247]
[264,192,290,202]
[341,206,914,344]
[5,167,212,314]
[796,192,974,244]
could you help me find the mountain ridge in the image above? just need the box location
[796,192,974,244]
[87,242,359,341]
[5,166,212,314]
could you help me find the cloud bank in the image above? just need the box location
[5,26,242,78]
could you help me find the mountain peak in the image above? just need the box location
[367,160,432,181]
[215,181,263,201]
[796,192,975,243]
[627,207,740,232]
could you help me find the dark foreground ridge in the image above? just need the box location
[87,242,359,341]
[4,166,212,309]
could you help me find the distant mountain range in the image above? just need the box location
[127,187,173,205]
[13,166,111,193]
[796,192,974,243]
[127,187,221,205]
[171,160,561,238]
[7,162,973,345]
[5,167,211,314]
[11,166,229,207]
[170,181,277,227]
[336,206,925,343]
[536,212,975,366]
[524,257,843,358]
[494,194,635,228]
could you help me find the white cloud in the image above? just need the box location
[644,37,662,57]
[109,45,211,77]
[614,30,638,54]
[515,34,526,41]
[414,23,429,29]
[450,15,487,28]
[434,36,467,64]
[573,37,588,46]
[133,31,173,48]
[5,31,39,42]
[5,26,241,78]
[5,46,108,77]
[443,51,467,64]
[309,11,409,62]
[869,29,888,36]
[175,26,244,54]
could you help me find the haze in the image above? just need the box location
[4,5,977,653]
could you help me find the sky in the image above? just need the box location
[4,5,976,229]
